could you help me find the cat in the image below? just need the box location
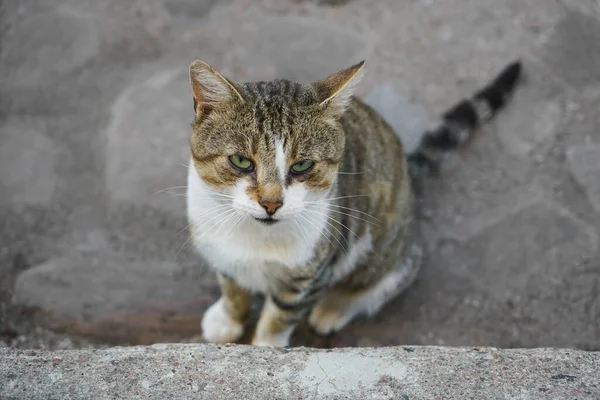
[186,58,522,346]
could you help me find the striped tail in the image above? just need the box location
[407,60,523,182]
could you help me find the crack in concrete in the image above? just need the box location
[312,353,330,398]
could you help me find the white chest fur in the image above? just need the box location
[186,163,327,293]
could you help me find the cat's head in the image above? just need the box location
[188,60,364,225]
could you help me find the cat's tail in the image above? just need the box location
[407,60,522,182]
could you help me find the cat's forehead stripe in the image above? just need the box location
[274,138,287,182]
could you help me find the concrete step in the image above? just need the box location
[1,344,598,399]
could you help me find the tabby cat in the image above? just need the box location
[186,58,522,346]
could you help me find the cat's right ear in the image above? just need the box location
[189,60,244,118]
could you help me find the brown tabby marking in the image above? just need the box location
[218,274,252,323]
[187,58,522,346]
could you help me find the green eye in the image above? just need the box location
[291,161,314,174]
[229,155,253,171]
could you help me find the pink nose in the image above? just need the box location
[260,200,283,215]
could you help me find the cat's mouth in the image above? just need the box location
[254,217,279,225]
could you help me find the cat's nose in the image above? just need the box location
[260,200,283,216]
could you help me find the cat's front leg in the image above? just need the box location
[251,297,310,347]
[202,274,252,344]
[252,277,319,347]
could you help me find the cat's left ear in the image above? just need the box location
[189,60,244,119]
[314,61,365,118]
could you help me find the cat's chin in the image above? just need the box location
[254,217,280,226]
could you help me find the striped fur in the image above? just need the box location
[187,59,522,346]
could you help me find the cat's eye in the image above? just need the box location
[290,161,315,174]
[229,155,254,171]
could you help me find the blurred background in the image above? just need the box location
[0,0,599,351]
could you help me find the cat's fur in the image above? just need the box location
[186,59,522,346]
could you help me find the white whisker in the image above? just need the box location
[214,209,241,236]
[153,186,188,196]
[305,208,360,240]
[195,208,237,238]
[186,198,220,203]
[159,191,188,198]
[303,210,350,254]
[322,203,382,223]
[225,212,245,239]
[291,219,309,245]
[337,169,372,175]
[193,209,238,247]
[296,213,336,251]
[304,194,369,204]
[295,217,313,245]
[307,207,384,261]
[307,205,380,226]
[177,207,234,256]
[201,189,235,199]
[179,203,231,234]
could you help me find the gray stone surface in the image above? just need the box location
[0,6,100,90]
[1,345,599,399]
[13,255,217,344]
[365,84,430,152]
[495,87,563,158]
[1,0,600,351]
[567,145,600,213]
[163,0,221,17]
[539,10,600,93]
[210,8,372,82]
[98,0,173,59]
[0,118,60,206]
[105,67,191,217]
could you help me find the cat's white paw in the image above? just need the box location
[201,298,244,344]
[251,332,290,347]
[308,304,355,336]
[251,323,293,347]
